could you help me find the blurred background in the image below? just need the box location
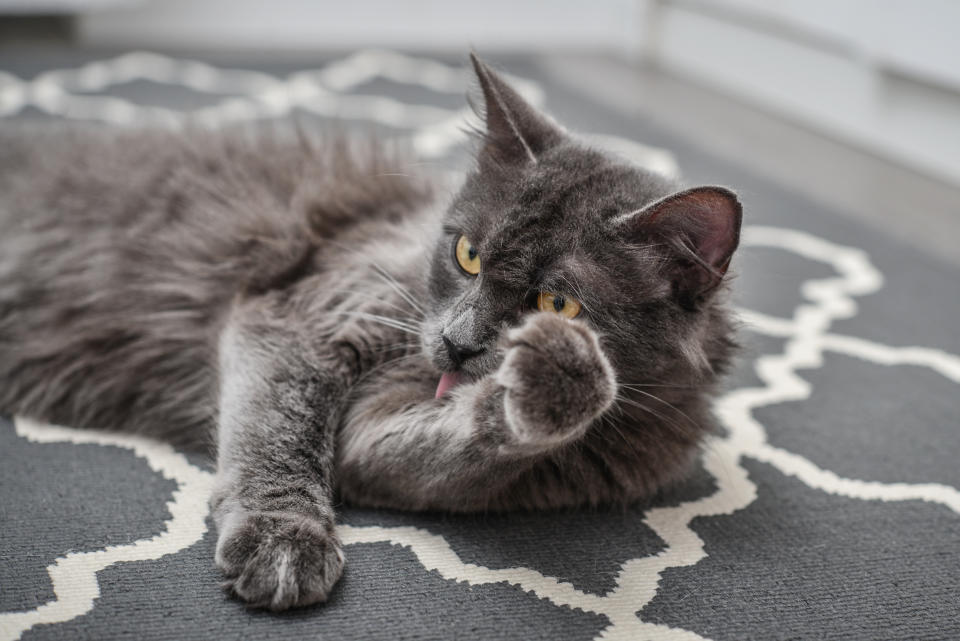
[1,0,958,264]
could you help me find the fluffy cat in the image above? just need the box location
[0,55,741,610]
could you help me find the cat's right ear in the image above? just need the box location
[470,53,564,166]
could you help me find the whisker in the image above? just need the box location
[558,273,594,316]
[322,239,426,315]
[332,311,421,336]
[370,263,425,314]
[619,382,701,390]
[620,386,703,431]
[349,352,425,390]
[374,341,420,352]
[614,393,696,439]
[352,312,421,332]
[598,414,645,458]
[325,286,424,320]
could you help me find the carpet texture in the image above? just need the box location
[1,50,958,641]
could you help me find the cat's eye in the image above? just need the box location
[537,292,582,319]
[454,235,481,276]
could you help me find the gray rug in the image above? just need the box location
[1,49,958,641]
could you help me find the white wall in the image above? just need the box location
[639,0,960,186]
[0,0,135,12]
[76,0,642,53]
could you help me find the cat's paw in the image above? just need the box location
[215,510,344,611]
[495,312,616,448]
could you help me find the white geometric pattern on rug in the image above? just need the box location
[0,419,214,640]
[1,51,958,641]
[0,50,678,177]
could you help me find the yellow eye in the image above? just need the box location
[455,235,481,275]
[537,292,582,319]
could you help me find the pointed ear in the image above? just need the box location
[624,186,742,306]
[470,53,564,166]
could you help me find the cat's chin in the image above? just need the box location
[435,371,465,399]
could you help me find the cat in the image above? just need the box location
[0,54,741,611]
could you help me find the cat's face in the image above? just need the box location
[422,56,741,396]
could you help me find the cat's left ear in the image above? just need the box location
[470,53,565,166]
[622,186,742,306]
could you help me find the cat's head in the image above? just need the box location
[422,55,741,397]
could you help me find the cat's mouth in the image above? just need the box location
[435,371,465,399]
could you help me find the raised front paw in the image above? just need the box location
[495,312,616,447]
[215,509,345,611]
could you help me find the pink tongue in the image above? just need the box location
[435,372,464,399]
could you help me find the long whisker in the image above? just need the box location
[370,263,425,314]
[325,286,424,320]
[349,352,425,390]
[347,312,421,332]
[598,414,646,458]
[620,386,703,431]
[373,341,420,353]
[332,311,421,336]
[323,239,426,315]
[558,273,594,316]
[614,393,696,439]
[619,382,701,390]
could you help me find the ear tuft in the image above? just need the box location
[469,53,563,166]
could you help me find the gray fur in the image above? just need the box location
[0,55,741,610]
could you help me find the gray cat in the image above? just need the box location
[0,55,741,610]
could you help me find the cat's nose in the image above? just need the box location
[442,335,484,367]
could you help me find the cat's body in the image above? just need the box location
[0,57,741,610]
[0,126,432,448]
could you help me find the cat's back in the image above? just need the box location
[1,125,200,229]
[1,124,430,235]
[0,124,434,443]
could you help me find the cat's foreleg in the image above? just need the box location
[210,302,347,610]
[338,312,618,509]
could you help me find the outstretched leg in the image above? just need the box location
[211,299,348,610]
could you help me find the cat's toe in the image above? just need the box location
[217,511,345,611]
